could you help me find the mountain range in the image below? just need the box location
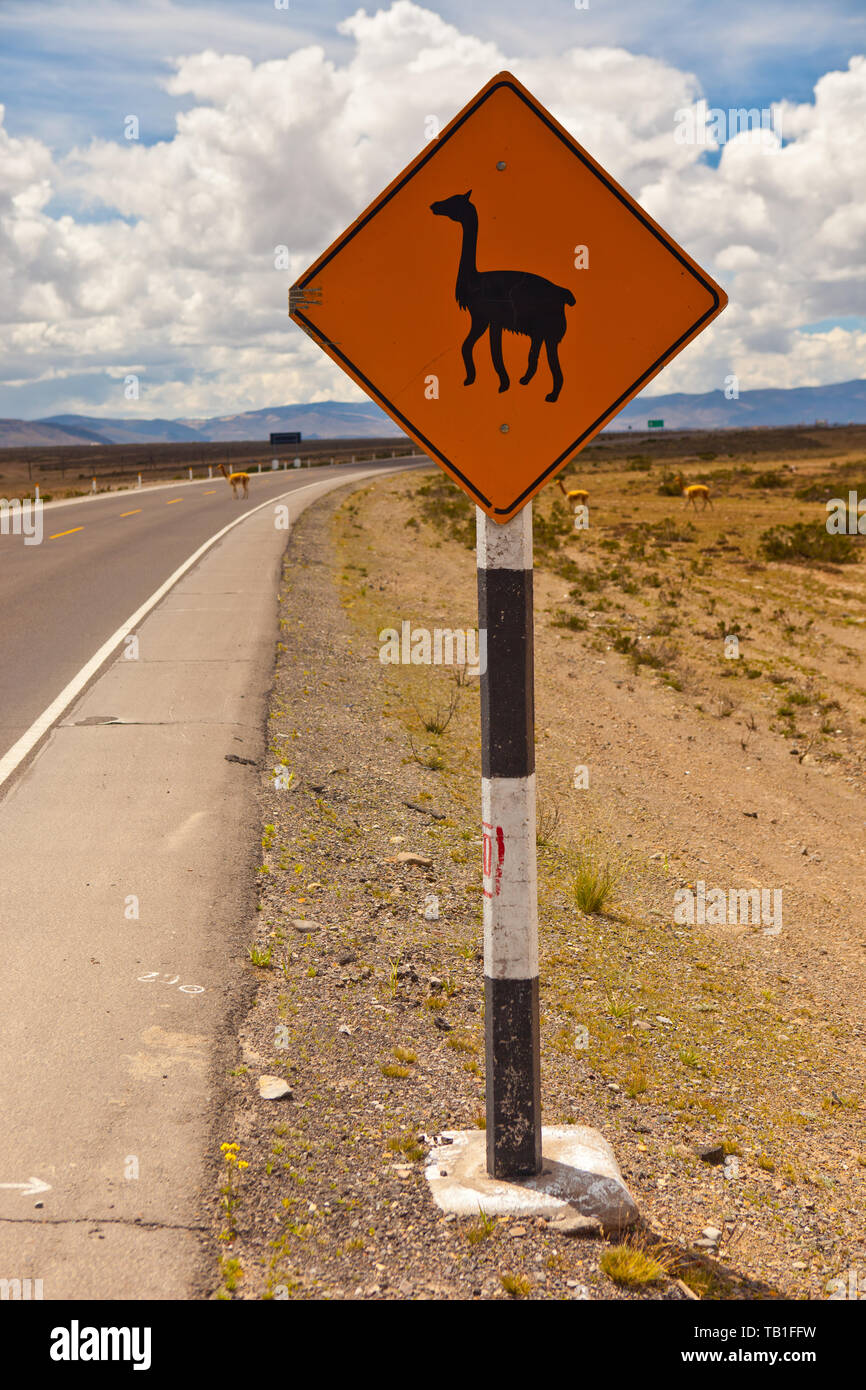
[1,379,865,448]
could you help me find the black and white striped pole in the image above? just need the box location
[477,503,542,1179]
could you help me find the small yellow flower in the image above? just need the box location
[238,1160,249,1170]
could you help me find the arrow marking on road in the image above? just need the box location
[0,1177,52,1196]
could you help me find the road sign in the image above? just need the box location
[290,70,726,523]
[648,419,664,428]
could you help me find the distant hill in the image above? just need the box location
[1,380,864,450]
[177,400,400,441]
[0,418,110,447]
[612,378,866,431]
[39,414,208,445]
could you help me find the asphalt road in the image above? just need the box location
[0,463,405,775]
[0,457,422,1298]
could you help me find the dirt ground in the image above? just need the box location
[205,432,865,1301]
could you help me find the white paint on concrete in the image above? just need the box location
[426,1127,639,1232]
[482,774,538,978]
[475,504,533,570]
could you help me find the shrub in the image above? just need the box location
[759,521,858,565]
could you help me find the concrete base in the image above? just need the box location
[425,1126,639,1233]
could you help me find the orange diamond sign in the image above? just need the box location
[289,71,727,522]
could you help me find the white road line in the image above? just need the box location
[0,465,414,792]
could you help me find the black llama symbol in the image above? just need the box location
[430,190,575,403]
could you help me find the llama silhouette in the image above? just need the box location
[430,190,575,403]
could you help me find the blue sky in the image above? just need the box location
[2,0,864,152]
[0,0,864,419]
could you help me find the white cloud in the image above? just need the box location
[0,4,863,417]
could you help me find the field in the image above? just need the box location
[211,424,866,1300]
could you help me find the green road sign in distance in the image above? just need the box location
[648,419,664,428]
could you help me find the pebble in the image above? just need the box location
[656,1015,674,1025]
[395,852,433,867]
[292,919,321,933]
[509,1225,527,1237]
[702,1227,722,1241]
[548,1208,602,1239]
[258,1075,293,1101]
[429,976,444,992]
[404,801,446,819]
[434,1016,453,1031]
[338,1024,353,1036]
[338,952,358,966]
[698,1144,726,1166]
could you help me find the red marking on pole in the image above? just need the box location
[482,820,505,899]
[482,820,493,898]
[495,825,505,897]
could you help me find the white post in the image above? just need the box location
[137,473,142,489]
[91,478,97,493]
[476,503,541,1179]
[189,467,193,481]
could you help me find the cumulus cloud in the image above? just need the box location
[0,2,863,418]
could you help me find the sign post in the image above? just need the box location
[289,70,726,1199]
[477,505,540,1176]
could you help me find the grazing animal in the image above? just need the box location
[675,473,712,510]
[218,462,249,499]
[430,190,575,403]
[557,477,589,507]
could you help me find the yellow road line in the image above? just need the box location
[203,489,217,495]
[49,526,84,540]
[120,509,142,517]
[165,498,182,505]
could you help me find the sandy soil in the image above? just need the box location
[206,441,865,1301]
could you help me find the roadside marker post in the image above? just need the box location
[477,505,541,1176]
[288,70,726,1206]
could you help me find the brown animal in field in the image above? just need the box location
[218,462,249,499]
[557,477,589,507]
[675,473,712,509]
